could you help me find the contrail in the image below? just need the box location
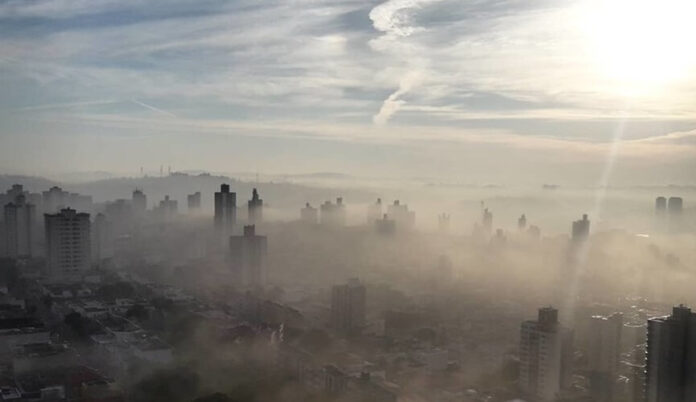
[130,99,177,118]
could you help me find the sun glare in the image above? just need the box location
[585,0,696,89]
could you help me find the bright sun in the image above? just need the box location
[586,0,696,88]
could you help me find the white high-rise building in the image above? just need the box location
[45,208,91,281]
[587,313,623,402]
[519,307,573,401]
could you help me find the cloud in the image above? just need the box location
[373,71,422,125]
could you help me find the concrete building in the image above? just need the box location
[229,225,268,287]
[187,192,201,213]
[668,197,683,216]
[3,195,35,258]
[375,214,396,235]
[93,213,113,263]
[587,313,623,402]
[482,207,493,236]
[154,195,177,221]
[646,305,696,402]
[655,197,667,216]
[519,307,573,401]
[248,188,263,224]
[44,208,91,281]
[518,214,527,230]
[331,278,366,335]
[132,189,147,215]
[301,203,318,225]
[215,184,236,235]
[387,200,415,230]
[367,198,383,224]
[320,198,346,227]
[571,214,590,242]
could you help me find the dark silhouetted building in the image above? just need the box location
[646,305,696,402]
[331,278,366,335]
[132,189,147,215]
[520,307,573,401]
[301,202,318,224]
[248,188,263,224]
[215,184,236,235]
[187,192,201,213]
[3,195,35,258]
[45,208,91,281]
[572,214,590,242]
[229,225,267,286]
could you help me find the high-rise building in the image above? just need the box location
[132,189,147,215]
[320,198,346,227]
[520,307,573,402]
[667,197,683,216]
[367,198,382,224]
[387,200,415,230]
[247,188,263,224]
[375,214,396,235]
[187,192,202,213]
[44,208,91,281]
[571,214,590,242]
[331,278,366,335]
[518,214,527,230]
[229,225,267,286]
[154,195,177,221]
[3,195,35,258]
[655,197,667,216]
[587,313,623,402]
[93,213,113,262]
[42,186,92,213]
[646,305,696,402]
[215,184,236,235]
[301,203,318,224]
[482,208,493,236]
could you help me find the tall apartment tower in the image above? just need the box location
[229,225,267,287]
[482,208,493,236]
[3,194,36,258]
[320,198,346,227]
[301,203,318,224]
[132,189,147,215]
[667,197,683,216]
[187,192,202,213]
[387,200,416,230]
[572,214,590,242]
[518,214,527,230]
[367,198,382,224]
[331,279,366,335]
[215,184,236,235]
[93,213,113,262]
[587,313,623,402]
[44,208,91,281]
[438,213,450,234]
[655,197,667,216]
[520,307,574,402]
[646,305,696,402]
[247,188,263,224]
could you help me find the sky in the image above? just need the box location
[1,0,695,185]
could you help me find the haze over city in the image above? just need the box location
[1,1,696,402]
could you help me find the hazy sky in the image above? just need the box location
[1,0,695,184]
